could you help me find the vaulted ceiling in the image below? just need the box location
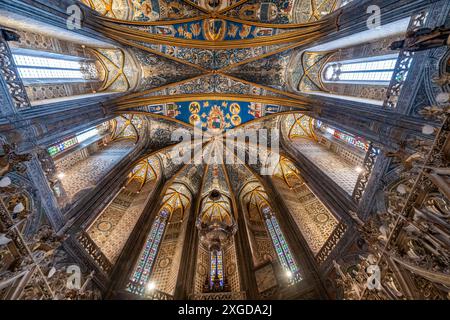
[82,0,339,201]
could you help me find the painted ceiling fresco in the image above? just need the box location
[83,0,349,194]
[224,0,296,24]
[226,50,292,91]
[224,0,339,24]
[83,0,339,23]
[137,100,292,132]
[293,51,333,93]
[134,43,289,70]
[139,74,282,97]
[129,19,283,40]
[82,0,202,21]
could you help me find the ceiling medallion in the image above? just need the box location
[203,19,227,41]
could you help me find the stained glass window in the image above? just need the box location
[316,121,369,152]
[262,207,302,283]
[332,130,369,152]
[210,250,224,288]
[13,53,84,82]
[126,209,169,296]
[47,128,99,157]
[322,55,399,84]
[47,137,78,157]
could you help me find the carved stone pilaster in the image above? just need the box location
[173,201,200,299]
[352,144,380,203]
[0,31,30,114]
[25,157,64,229]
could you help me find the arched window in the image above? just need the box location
[322,54,399,85]
[127,208,169,296]
[262,206,301,283]
[13,52,87,84]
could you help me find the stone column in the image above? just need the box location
[233,204,260,300]
[173,203,199,299]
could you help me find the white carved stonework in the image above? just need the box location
[273,179,340,256]
[290,138,360,194]
[87,181,157,263]
[55,140,133,206]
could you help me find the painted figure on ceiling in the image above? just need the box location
[208,106,225,131]
[166,103,181,118]
[249,103,262,118]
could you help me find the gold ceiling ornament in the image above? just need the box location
[183,0,254,15]
[97,13,208,26]
[88,48,131,92]
[116,110,195,129]
[200,194,233,225]
[273,156,304,189]
[181,0,211,13]
[160,184,192,218]
[220,111,294,136]
[82,0,118,18]
[216,40,317,73]
[89,0,335,29]
[125,156,160,192]
[109,114,142,143]
[216,0,251,15]
[214,14,330,29]
[287,114,317,140]
[114,70,312,105]
[241,182,271,212]
[296,50,334,93]
[298,0,340,23]
[216,71,313,101]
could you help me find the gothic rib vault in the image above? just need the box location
[0,0,449,301]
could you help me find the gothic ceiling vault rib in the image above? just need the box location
[3,0,450,303]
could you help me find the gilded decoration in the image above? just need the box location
[83,0,201,21]
[89,48,138,92]
[4,0,446,303]
[141,100,288,132]
[109,115,144,143]
[293,51,333,93]
[86,154,161,263]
